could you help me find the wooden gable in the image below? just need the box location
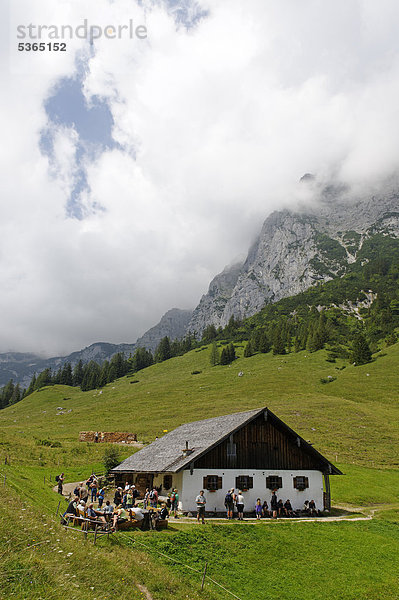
[193,412,327,471]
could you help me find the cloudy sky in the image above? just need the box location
[2,0,399,357]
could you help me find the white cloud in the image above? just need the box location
[2,0,399,356]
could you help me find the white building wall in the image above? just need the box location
[180,469,324,514]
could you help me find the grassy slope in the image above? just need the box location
[1,341,399,599]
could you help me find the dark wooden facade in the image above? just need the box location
[192,412,328,472]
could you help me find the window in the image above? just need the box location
[163,474,172,490]
[266,475,283,490]
[293,476,309,490]
[203,475,222,490]
[235,475,253,491]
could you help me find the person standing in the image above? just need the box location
[57,472,64,495]
[271,491,278,518]
[97,487,105,509]
[90,478,98,502]
[255,498,263,520]
[171,488,179,518]
[236,490,244,520]
[195,490,206,524]
[94,432,99,443]
[224,489,234,519]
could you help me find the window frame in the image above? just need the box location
[266,475,283,490]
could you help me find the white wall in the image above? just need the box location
[180,469,325,514]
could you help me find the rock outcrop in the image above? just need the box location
[187,187,399,335]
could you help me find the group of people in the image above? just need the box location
[223,490,318,519]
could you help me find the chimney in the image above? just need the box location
[182,441,193,458]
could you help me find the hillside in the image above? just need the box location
[2,339,399,493]
[1,339,399,600]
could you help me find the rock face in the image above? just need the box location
[187,188,399,335]
[135,308,193,351]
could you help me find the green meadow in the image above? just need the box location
[1,340,399,599]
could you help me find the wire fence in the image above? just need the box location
[118,532,243,600]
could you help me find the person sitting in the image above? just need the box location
[130,507,144,522]
[87,502,106,525]
[159,503,169,520]
[277,499,284,517]
[77,500,86,518]
[63,496,79,517]
[308,499,317,516]
[103,500,114,521]
[303,500,310,515]
[284,499,294,517]
[262,500,270,518]
[112,505,129,531]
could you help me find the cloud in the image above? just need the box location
[2,0,399,356]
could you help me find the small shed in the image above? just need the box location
[111,407,341,514]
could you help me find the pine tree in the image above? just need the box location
[227,343,236,362]
[202,324,217,343]
[155,337,172,362]
[351,333,372,365]
[258,332,271,353]
[26,373,36,396]
[220,347,229,365]
[73,360,84,386]
[244,340,254,358]
[272,326,286,355]
[210,342,220,366]
[60,363,73,386]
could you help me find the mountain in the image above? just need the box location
[0,342,137,389]
[187,184,399,335]
[135,308,193,351]
[0,309,194,388]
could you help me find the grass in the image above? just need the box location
[0,339,399,598]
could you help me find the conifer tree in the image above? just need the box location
[210,341,220,366]
[244,340,254,358]
[73,360,84,387]
[155,336,172,362]
[258,332,271,353]
[350,333,372,365]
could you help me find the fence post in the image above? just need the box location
[44,475,46,485]
[55,499,61,516]
[201,562,208,591]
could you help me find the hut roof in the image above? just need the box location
[111,407,341,475]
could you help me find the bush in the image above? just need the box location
[103,446,120,474]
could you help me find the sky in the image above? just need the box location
[2,0,399,357]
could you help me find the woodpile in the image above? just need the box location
[79,431,137,443]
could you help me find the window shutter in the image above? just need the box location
[248,477,253,489]
[293,477,298,489]
[278,477,282,488]
[203,476,208,489]
[217,477,223,489]
[235,476,239,489]
[305,477,309,488]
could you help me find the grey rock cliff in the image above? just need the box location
[135,308,193,351]
[188,187,399,335]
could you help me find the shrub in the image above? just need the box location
[103,446,120,474]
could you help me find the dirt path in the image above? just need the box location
[136,583,154,599]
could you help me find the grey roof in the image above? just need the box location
[111,406,342,475]
[111,408,263,474]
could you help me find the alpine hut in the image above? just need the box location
[110,407,341,515]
